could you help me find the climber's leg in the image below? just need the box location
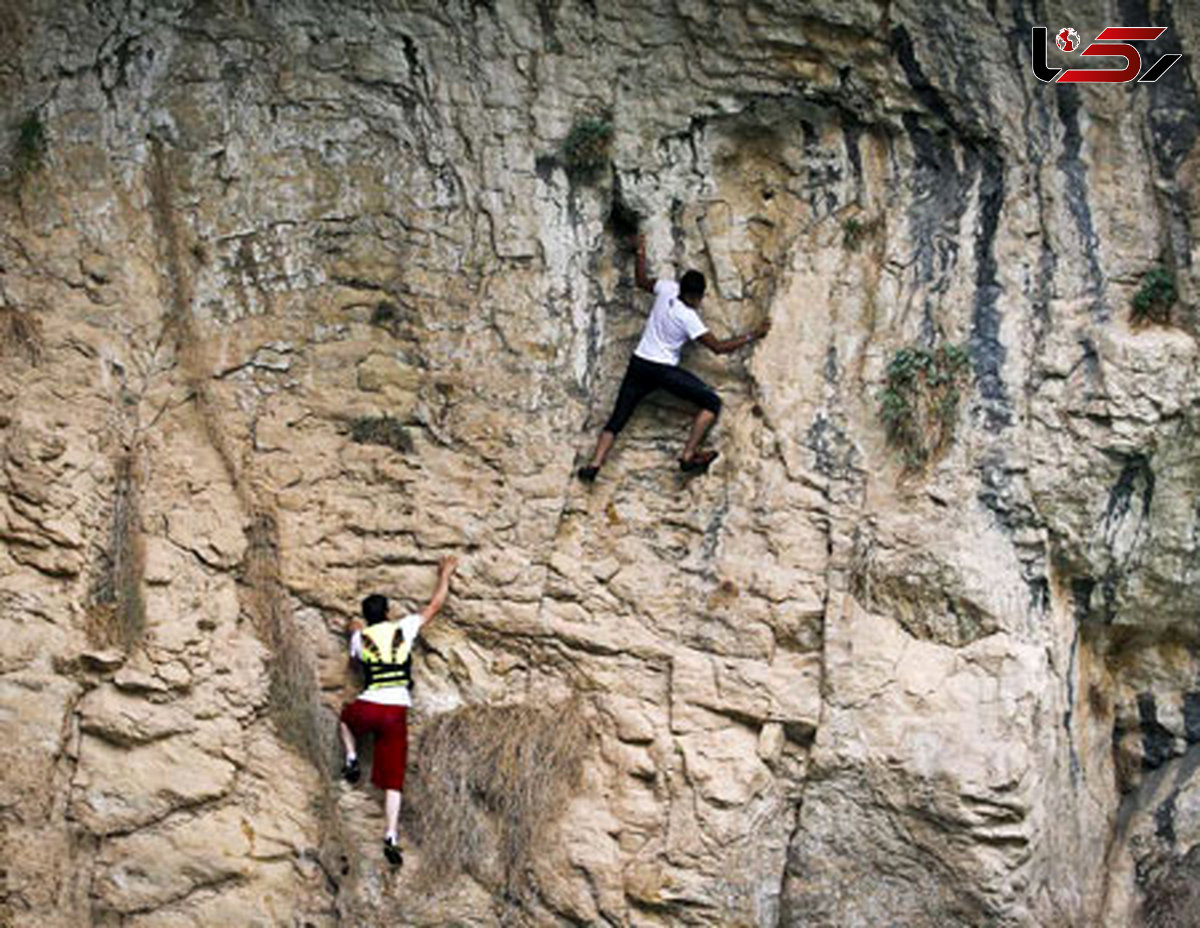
[338,709,361,783]
[385,789,402,840]
[339,720,357,758]
[680,409,718,468]
[656,366,722,467]
[579,357,656,480]
[581,429,617,477]
[367,705,408,866]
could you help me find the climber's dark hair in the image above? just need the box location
[680,270,706,299]
[362,594,389,625]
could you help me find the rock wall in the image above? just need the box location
[1,0,1198,925]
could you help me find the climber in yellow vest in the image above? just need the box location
[339,555,458,867]
[577,233,770,482]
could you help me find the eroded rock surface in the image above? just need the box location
[1,1,1198,925]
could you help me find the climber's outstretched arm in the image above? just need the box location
[697,318,772,355]
[632,234,655,294]
[419,555,459,626]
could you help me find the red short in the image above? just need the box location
[340,700,408,791]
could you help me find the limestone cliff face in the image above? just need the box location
[1,0,1199,925]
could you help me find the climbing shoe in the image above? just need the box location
[577,465,599,483]
[679,450,718,474]
[341,757,360,784]
[383,836,403,868]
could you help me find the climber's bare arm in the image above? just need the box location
[419,555,459,627]
[698,319,772,355]
[632,234,656,294]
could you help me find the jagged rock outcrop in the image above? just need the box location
[1,0,1198,925]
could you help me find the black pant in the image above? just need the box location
[603,355,721,435]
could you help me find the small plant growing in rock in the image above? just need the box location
[877,343,971,472]
[561,117,613,183]
[369,300,417,339]
[842,215,881,252]
[1131,268,1177,325]
[350,414,413,453]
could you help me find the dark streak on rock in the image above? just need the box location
[842,115,864,205]
[1053,84,1105,314]
[801,119,839,217]
[891,24,959,133]
[805,413,856,479]
[823,344,838,385]
[536,0,564,54]
[1104,453,1155,528]
[1071,577,1095,624]
[534,155,558,183]
[1155,790,1178,845]
[1184,692,1200,744]
[400,33,430,96]
[1119,0,1198,275]
[968,147,1010,431]
[1118,0,1198,180]
[901,113,963,288]
[1138,692,1176,771]
[1064,624,1082,781]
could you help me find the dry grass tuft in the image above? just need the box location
[406,698,590,898]
[244,513,338,772]
[0,306,43,364]
[89,453,146,651]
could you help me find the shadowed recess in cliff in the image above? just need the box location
[405,698,589,901]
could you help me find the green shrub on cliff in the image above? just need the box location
[877,343,971,472]
[1131,268,1177,325]
[842,215,881,252]
[562,117,613,183]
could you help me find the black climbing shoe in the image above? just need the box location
[679,450,718,474]
[577,465,599,483]
[342,757,360,784]
[383,836,403,868]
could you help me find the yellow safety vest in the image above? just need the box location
[359,621,413,692]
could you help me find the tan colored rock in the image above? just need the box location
[92,805,255,913]
[78,686,197,744]
[71,734,237,834]
[2,1,1200,925]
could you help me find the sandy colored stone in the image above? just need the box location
[1,0,1199,925]
[71,734,237,834]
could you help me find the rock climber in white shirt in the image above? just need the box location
[578,233,770,481]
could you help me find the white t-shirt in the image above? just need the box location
[634,279,709,366]
[349,613,423,706]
